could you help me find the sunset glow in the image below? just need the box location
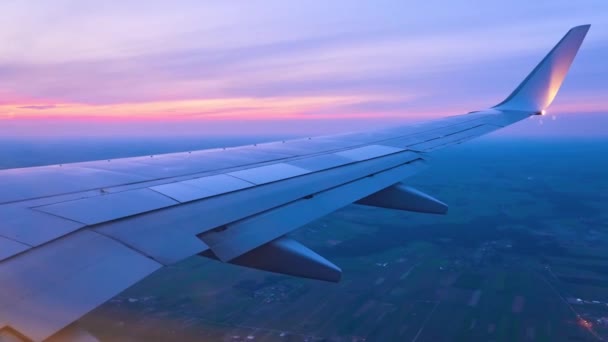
[0,1,605,137]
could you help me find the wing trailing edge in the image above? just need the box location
[494,25,590,113]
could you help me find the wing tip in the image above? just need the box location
[571,24,591,31]
[493,24,590,112]
[567,24,591,38]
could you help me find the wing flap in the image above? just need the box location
[0,230,161,342]
[200,158,427,261]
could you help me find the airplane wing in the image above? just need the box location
[0,25,590,341]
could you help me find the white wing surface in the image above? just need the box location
[0,25,590,341]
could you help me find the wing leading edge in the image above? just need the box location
[0,25,590,341]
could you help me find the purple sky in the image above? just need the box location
[0,1,605,137]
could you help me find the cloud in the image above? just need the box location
[1,21,599,106]
[17,104,56,110]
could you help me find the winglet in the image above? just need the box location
[494,25,590,113]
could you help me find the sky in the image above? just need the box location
[0,1,606,137]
